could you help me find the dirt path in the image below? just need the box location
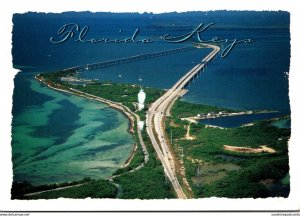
[24,183,85,197]
[223,145,276,153]
[185,123,195,140]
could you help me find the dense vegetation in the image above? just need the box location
[39,71,164,113]
[35,71,291,199]
[113,131,175,199]
[11,177,92,199]
[172,100,234,118]
[168,100,290,198]
[199,156,289,198]
[182,121,289,161]
[114,160,174,199]
[23,179,117,199]
[39,70,75,84]
[74,82,163,112]
[30,71,174,199]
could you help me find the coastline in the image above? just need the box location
[20,74,290,199]
[35,75,148,177]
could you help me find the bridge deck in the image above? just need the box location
[63,46,194,73]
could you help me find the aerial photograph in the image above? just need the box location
[11,11,290,199]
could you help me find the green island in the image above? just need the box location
[12,70,290,199]
[166,101,290,198]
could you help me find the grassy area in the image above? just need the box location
[197,156,289,198]
[39,72,164,113]
[172,100,234,118]
[11,177,93,199]
[74,82,163,112]
[186,121,289,161]
[114,159,174,199]
[23,179,117,199]
[35,71,291,199]
[113,130,175,199]
[167,100,290,198]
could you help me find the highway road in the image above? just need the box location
[146,44,220,199]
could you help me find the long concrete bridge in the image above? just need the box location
[63,46,194,73]
[146,44,220,199]
[61,43,220,199]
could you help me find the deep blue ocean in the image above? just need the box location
[12,11,290,185]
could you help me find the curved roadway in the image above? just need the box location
[146,44,220,199]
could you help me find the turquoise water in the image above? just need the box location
[84,47,211,88]
[271,118,291,129]
[12,75,133,185]
[11,11,290,185]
